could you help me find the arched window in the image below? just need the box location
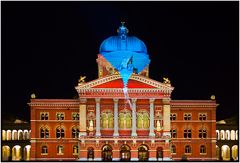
[2,145,10,161]
[12,130,18,140]
[41,145,48,154]
[41,113,45,120]
[185,145,191,154]
[137,111,149,129]
[57,145,64,155]
[221,145,230,161]
[18,130,23,140]
[23,130,28,140]
[40,112,49,120]
[216,145,220,160]
[236,130,238,140]
[72,127,80,138]
[56,113,64,120]
[24,145,31,161]
[101,111,114,129]
[120,145,131,161]
[156,147,163,159]
[138,145,149,161]
[231,130,235,140]
[7,130,11,140]
[220,130,225,140]
[200,145,206,154]
[40,128,49,138]
[231,145,238,161]
[2,130,6,141]
[184,129,192,138]
[216,130,220,140]
[72,113,79,120]
[199,129,207,138]
[171,145,176,154]
[73,145,78,155]
[12,145,22,161]
[226,130,230,140]
[170,113,177,120]
[170,129,177,138]
[56,128,64,138]
[119,111,131,129]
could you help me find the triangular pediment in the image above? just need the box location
[75,75,174,99]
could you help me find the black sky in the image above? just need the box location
[2,2,239,122]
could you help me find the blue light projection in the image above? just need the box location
[99,23,150,87]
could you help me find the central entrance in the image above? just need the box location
[138,145,149,161]
[102,144,112,161]
[120,145,131,161]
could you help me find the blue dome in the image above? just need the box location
[98,23,150,87]
[99,36,148,54]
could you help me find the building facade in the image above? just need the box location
[1,119,31,161]
[216,117,238,161]
[28,24,217,161]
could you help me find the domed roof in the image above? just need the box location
[99,23,148,54]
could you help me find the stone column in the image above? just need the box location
[95,98,101,137]
[149,98,155,137]
[131,98,137,137]
[113,98,119,137]
[162,98,171,137]
[79,98,87,136]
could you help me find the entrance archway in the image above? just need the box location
[2,146,10,161]
[221,145,230,161]
[232,145,238,161]
[157,147,163,161]
[102,144,112,161]
[120,145,131,161]
[87,147,94,160]
[24,145,31,161]
[138,145,149,161]
[12,145,22,161]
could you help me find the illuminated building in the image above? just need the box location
[1,117,31,161]
[216,117,238,161]
[28,23,217,161]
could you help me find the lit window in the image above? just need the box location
[42,146,48,154]
[171,145,176,154]
[170,113,177,121]
[185,145,191,154]
[57,145,64,155]
[184,113,191,120]
[56,128,64,138]
[72,128,80,138]
[200,145,206,154]
[199,129,207,138]
[184,129,192,138]
[72,113,80,120]
[73,145,78,154]
[170,129,177,138]
[57,113,64,120]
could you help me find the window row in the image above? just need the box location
[41,145,79,155]
[2,130,31,141]
[40,112,79,120]
[170,129,207,138]
[171,145,206,154]
[40,127,80,138]
[216,130,238,140]
[170,113,207,121]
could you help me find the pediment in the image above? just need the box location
[75,75,174,99]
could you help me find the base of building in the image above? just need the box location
[112,158,120,161]
[94,158,102,161]
[149,157,157,161]
[78,158,87,161]
[163,157,172,161]
[131,158,139,161]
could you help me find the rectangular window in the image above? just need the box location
[199,113,207,121]
[184,129,192,138]
[170,113,177,121]
[72,113,79,120]
[57,113,64,120]
[40,112,49,120]
[184,113,191,120]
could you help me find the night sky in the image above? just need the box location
[2,2,239,122]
